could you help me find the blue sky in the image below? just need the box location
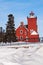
[0,0,43,37]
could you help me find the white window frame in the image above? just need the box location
[20,36,23,40]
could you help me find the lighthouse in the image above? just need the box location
[27,11,39,42]
[16,11,39,42]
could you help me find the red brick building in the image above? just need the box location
[16,11,39,42]
[16,22,28,42]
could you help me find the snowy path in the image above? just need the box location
[0,44,43,65]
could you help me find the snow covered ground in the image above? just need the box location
[0,43,43,65]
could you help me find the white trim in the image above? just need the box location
[26,36,28,41]
[30,30,38,35]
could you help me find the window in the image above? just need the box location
[16,36,19,40]
[20,36,23,40]
[20,30,23,34]
[26,36,28,41]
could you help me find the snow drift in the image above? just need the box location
[0,43,43,65]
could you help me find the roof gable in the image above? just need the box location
[16,25,28,32]
[30,29,38,35]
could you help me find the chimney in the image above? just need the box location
[20,22,24,26]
